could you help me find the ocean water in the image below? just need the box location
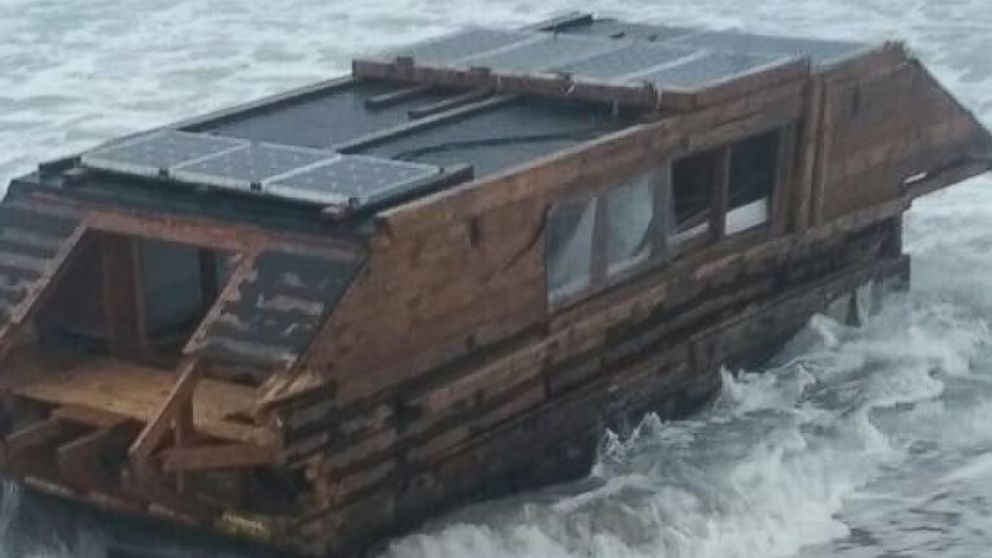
[2,1,992,557]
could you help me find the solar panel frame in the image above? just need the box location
[634,50,792,90]
[457,33,628,74]
[169,142,339,191]
[81,130,248,178]
[382,28,536,65]
[666,30,865,65]
[264,155,441,208]
[556,41,702,81]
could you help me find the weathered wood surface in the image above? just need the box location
[2,356,270,445]
[1,28,988,558]
[281,239,909,558]
[351,53,810,112]
[0,204,87,360]
[816,57,992,221]
[278,212,901,460]
[161,443,279,473]
[129,358,202,461]
[269,77,808,412]
[7,193,360,261]
[100,234,148,359]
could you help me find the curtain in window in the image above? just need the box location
[548,197,597,302]
[606,175,654,275]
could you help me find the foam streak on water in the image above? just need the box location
[2,1,992,557]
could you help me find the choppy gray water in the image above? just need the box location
[2,1,992,557]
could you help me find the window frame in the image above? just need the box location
[546,166,672,309]
[545,123,795,311]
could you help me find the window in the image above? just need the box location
[35,233,230,363]
[671,148,719,246]
[545,126,789,307]
[141,239,205,335]
[547,196,597,303]
[727,130,779,235]
[547,169,663,305]
[605,174,654,274]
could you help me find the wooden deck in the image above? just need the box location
[1,349,273,446]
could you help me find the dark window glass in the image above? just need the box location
[141,239,204,335]
[671,149,718,244]
[727,130,779,234]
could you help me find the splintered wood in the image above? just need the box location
[6,357,271,445]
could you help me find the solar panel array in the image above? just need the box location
[80,131,246,177]
[387,28,533,65]
[379,25,866,92]
[459,33,624,74]
[81,130,441,209]
[266,155,439,206]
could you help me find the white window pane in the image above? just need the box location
[727,129,778,236]
[725,197,770,235]
[606,175,653,275]
[670,220,710,248]
[548,197,597,302]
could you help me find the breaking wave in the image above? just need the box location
[380,291,992,558]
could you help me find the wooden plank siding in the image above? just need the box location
[816,57,992,221]
[276,77,809,411]
[249,43,992,554]
[278,222,910,557]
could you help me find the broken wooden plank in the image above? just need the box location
[129,358,201,461]
[0,219,86,359]
[351,59,661,109]
[183,252,258,356]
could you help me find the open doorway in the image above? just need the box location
[34,232,233,369]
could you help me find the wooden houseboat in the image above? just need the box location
[0,12,989,557]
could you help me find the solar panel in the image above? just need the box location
[668,30,864,64]
[81,130,246,177]
[265,155,440,207]
[557,42,700,80]
[385,28,534,65]
[636,50,788,89]
[170,142,337,190]
[80,129,445,210]
[559,19,698,43]
[460,33,625,74]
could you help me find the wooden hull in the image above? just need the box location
[270,215,909,556]
[0,213,908,558]
[2,14,988,558]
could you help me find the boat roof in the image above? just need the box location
[11,14,870,232]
